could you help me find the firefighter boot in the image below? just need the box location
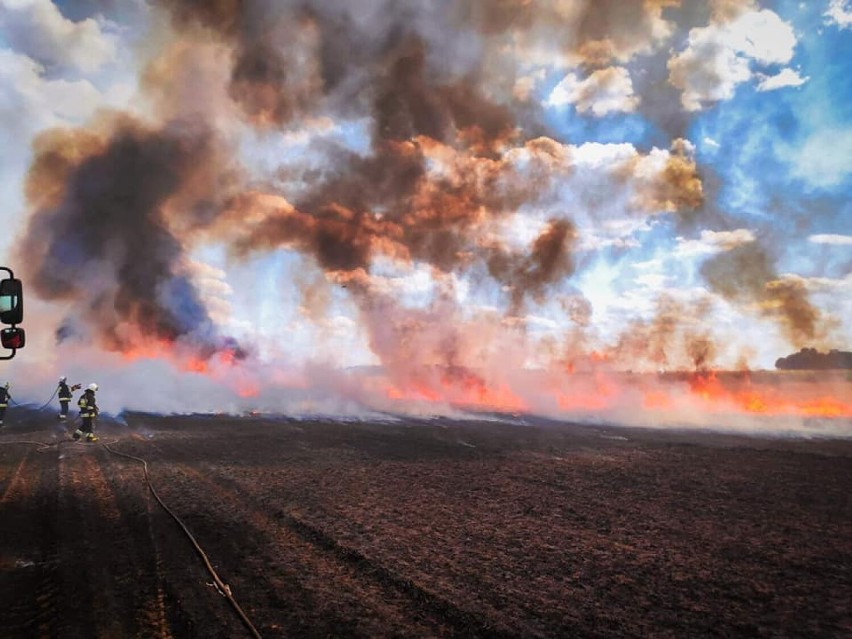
[86,433,98,443]
[72,429,83,441]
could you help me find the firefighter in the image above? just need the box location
[73,383,99,442]
[57,376,81,420]
[0,382,9,426]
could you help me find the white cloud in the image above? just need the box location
[633,272,670,289]
[675,228,756,257]
[0,49,130,259]
[756,68,809,92]
[824,0,852,29]
[579,217,651,251]
[0,51,103,123]
[569,141,637,168]
[0,48,132,140]
[0,0,117,73]
[722,10,797,64]
[580,234,640,251]
[809,234,852,245]
[668,9,798,111]
[547,66,639,116]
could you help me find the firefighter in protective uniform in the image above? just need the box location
[73,383,99,442]
[0,382,9,426]
[57,376,81,420]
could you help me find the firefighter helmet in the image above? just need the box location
[59,376,67,382]
[87,383,98,392]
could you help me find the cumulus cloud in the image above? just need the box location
[0,50,104,126]
[668,8,798,110]
[0,48,130,257]
[756,68,808,92]
[675,228,756,257]
[824,0,852,29]
[0,0,117,73]
[546,66,639,116]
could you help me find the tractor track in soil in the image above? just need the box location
[1,411,851,638]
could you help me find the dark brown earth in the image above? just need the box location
[0,406,850,638]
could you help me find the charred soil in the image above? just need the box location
[0,409,850,638]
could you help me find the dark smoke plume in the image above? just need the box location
[16,116,239,356]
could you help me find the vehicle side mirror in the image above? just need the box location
[1,327,25,349]
[0,278,23,325]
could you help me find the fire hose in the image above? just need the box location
[0,438,263,638]
[103,443,263,639]
[7,386,65,412]
[8,382,83,412]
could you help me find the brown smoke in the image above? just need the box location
[624,138,704,215]
[13,0,719,376]
[656,140,704,212]
[700,243,822,347]
[609,295,717,371]
[574,0,679,65]
[487,219,578,312]
[460,0,680,66]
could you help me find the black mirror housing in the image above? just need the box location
[0,278,23,324]
[1,327,25,349]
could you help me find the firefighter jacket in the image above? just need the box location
[0,387,9,408]
[78,391,98,418]
[59,382,72,402]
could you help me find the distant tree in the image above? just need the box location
[775,348,852,370]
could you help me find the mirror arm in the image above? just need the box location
[0,349,15,360]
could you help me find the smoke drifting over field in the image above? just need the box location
[3,0,850,431]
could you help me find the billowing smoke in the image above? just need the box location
[16,115,244,357]
[700,243,822,347]
[3,0,847,432]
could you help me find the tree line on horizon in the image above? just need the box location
[775,348,852,370]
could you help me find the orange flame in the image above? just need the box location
[679,371,852,418]
[237,381,260,398]
[118,340,242,375]
[384,368,527,412]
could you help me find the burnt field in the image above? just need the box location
[0,408,850,638]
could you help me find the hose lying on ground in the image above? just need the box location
[0,435,262,638]
[103,443,263,639]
